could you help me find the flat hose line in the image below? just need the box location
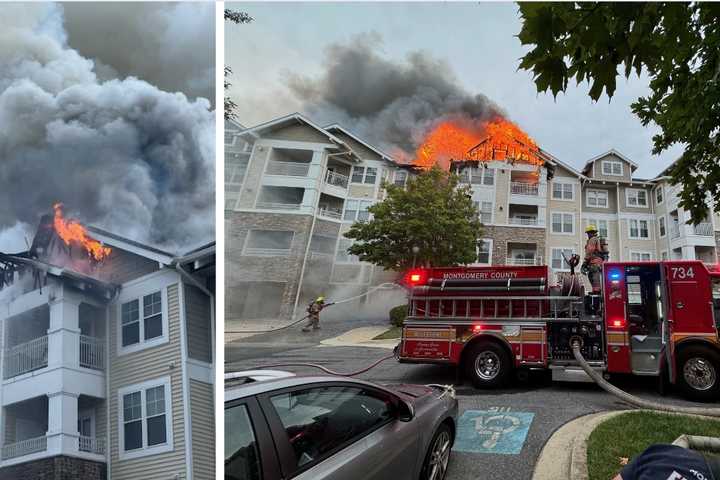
[244,353,398,377]
[571,342,720,417]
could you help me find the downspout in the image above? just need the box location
[616,186,623,261]
[651,184,658,258]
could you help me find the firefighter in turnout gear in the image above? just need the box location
[582,224,609,293]
[302,296,332,332]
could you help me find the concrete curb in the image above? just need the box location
[319,326,399,349]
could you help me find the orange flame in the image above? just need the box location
[52,204,111,262]
[411,117,542,170]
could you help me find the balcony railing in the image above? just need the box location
[1,435,47,460]
[693,222,714,236]
[3,336,48,379]
[670,225,681,239]
[510,182,539,196]
[244,247,291,256]
[325,170,349,189]
[318,207,343,220]
[79,335,105,371]
[506,257,542,266]
[509,217,539,226]
[255,202,302,210]
[79,436,105,455]
[265,160,310,177]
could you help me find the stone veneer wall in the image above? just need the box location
[0,456,106,480]
[482,225,547,265]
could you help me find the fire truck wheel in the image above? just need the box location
[419,422,452,480]
[677,346,720,402]
[464,341,511,388]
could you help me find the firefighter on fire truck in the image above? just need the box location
[582,224,609,292]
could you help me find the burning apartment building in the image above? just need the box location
[0,206,215,479]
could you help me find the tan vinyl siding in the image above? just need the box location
[185,284,211,363]
[494,167,510,224]
[347,184,375,198]
[583,185,617,213]
[109,283,186,480]
[267,123,333,143]
[96,248,160,285]
[586,154,633,182]
[619,185,653,212]
[331,131,383,161]
[190,380,214,480]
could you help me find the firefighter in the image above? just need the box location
[302,296,329,332]
[582,224,609,293]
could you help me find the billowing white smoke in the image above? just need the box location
[0,3,214,251]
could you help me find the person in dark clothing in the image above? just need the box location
[302,296,331,332]
[614,444,720,480]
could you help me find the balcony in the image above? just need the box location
[255,202,302,210]
[325,170,349,189]
[1,435,47,460]
[693,222,714,236]
[79,335,105,370]
[318,207,343,220]
[506,257,543,266]
[509,216,538,226]
[265,160,310,177]
[670,226,681,239]
[79,436,105,455]
[510,182,539,196]
[4,336,48,380]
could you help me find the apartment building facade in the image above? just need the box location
[0,225,215,479]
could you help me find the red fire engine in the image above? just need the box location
[398,261,720,401]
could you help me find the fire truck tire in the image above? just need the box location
[419,422,453,480]
[677,346,720,402]
[463,341,512,388]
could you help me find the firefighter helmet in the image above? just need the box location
[585,224,598,233]
[316,296,325,303]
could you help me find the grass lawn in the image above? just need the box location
[372,326,402,340]
[587,411,720,480]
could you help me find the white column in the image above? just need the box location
[46,392,79,455]
[48,292,81,369]
[681,245,696,260]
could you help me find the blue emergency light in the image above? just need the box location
[608,269,622,281]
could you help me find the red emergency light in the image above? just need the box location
[610,318,626,328]
[405,269,427,286]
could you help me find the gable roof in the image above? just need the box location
[323,124,397,164]
[538,148,586,179]
[87,226,177,265]
[583,149,639,174]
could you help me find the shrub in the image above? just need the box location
[389,304,408,327]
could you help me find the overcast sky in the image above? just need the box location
[227,2,683,178]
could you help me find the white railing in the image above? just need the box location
[255,202,302,210]
[325,170,349,189]
[245,247,291,256]
[79,335,105,370]
[506,257,542,266]
[265,160,310,176]
[3,336,48,379]
[318,207,343,220]
[1,435,47,460]
[79,436,105,455]
[509,217,538,226]
[693,222,714,236]
[510,182,539,196]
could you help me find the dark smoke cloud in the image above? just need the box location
[0,4,214,252]
[61,2,215,103]
[286,32,503,157]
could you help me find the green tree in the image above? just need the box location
[224,9,252,120]
[344,166,482,271]
[517,2,720,224]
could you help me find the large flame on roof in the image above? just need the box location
[411,117,542,170]
[53,203,111,262]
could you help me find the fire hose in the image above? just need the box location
[226,282,403,334]
[247,353,397,377]
[571,341,720,417]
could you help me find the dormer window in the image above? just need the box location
[601,160,623,176]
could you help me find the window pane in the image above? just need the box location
[483,169,494,185]
[225,405,261,480]
[270,387,392,470]
[364,168,377,184]
[563,184,573,199]
[124,392,142,421]
[351,167,364,183]
[552,213,561,232]
[122,323,140,347]
[552,183,562,199]
[147,415,167,446]
[563,214,573,232]
[247,230,294,251]
[124,420,142,451]
[146,386,165,416]
[613,163,621,174]
[144,314,163,340]
[143,292,162,317]
[122,300,139,325]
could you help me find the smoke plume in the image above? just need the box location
[0,4,214,252]
[286,32,503,158]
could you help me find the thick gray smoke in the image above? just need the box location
[287,33,503,158]
[0,4,215,252]
[61,2,215,103]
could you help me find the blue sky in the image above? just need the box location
[227,2,683,178]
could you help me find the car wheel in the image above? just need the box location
[420,423,452,480]
[464,341,512,388]
[677,345,720,402]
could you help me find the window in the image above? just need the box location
[244,230,294,256]
[551,213,574,234]
[586,189,609,208]
[225,404,261,480]
[335,238,359,263]
[584,219,608,238]
[601,160,623,176]
[310,235,337,255]
[659,217,666,237]
[656,187,663,204]
[121,291,164,348]
[119,377,172,459]
[394,170,407,187]
[350,166,377,185]
[476,239,492,264]
[629,219,650,239]
[270,386,393,471]
[482,168,495,186]
[476,201,493,224]
[630,252,652,262]
[469,167,494,186]
[343,200,373,222]
[551,248,574,270]
[552,182,574,200]
[626,189,648,207]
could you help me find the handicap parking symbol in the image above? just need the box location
[453,407,534,455]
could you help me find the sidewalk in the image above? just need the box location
[319,326,398,349]
[225,317,297,342]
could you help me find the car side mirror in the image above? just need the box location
[395,398,415,422]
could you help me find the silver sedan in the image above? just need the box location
[225,371,458,480]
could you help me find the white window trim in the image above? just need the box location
[475,238,493,265]
[585,218,609,238]
[116,274,174,356]
[393,170,408,187]
[625,188,648,207]
[551,181,575,202]
[118,376,174,461]
[551,212,575,235]
[242,230,295,256]
[586,189,609,209]
[628,219,651,240]
[656,186,664,205]
[630,251,653,261]
[342,199,374,223]
[478,201,494,224]
[659,216,667,238]
[351,166,378,185]
[601,160,624,176]
[551,247,574,271]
